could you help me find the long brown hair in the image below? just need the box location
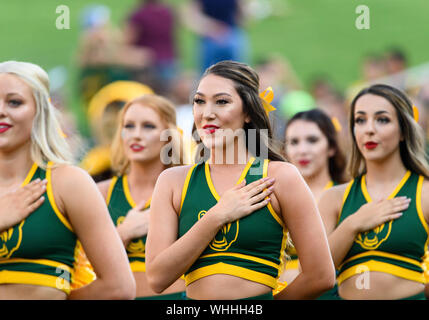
[348,84,429,178]
[285,109,347,183]
[192,60,285,163]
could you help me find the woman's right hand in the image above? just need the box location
[348,196,411,233]
[0,178,47,231]
[212,177,275,224]
[117,200,150,245]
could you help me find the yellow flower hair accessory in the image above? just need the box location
[331,117,342,132]
[259,87,276,116]
[177,127,184,137]
[412,105,419,122]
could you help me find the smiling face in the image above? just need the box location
[193,74,250,150]
[121,102,168,164]
[285,119,333,179]
[352,93,402,163]
[0,73,36,153]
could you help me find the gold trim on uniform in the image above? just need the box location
[179,164,198,215]
[323,180,334,190]
[416,176,429,235]
[337,179,354,226]
[22,163,39,186]
[185,262,279,289]
[105,176,118,205]
[262,159,284,227]
[340,250,423,269]
[199,252,279,270]
[0,270,72,294]
[337,260,426,285]
[123,175,137,208]
[361,170,411,202]
[46,162,74,232]
[205,157,255,201]
[0,258,72,273]
[130,261,146,272]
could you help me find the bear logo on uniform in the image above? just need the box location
[198,210,239,252]
[355,220,393,250]
[0,221,24,260]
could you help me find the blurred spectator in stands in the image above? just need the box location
[168,70,197,140]
[385,47,407,75]
[77,4,151,108]
[384,47,408,91]
[416,83,429,153]
[346,53,387,104]
[309,75,337,104]
[182,0,249,74]
[255,54,302,140]
[125,0,178,95]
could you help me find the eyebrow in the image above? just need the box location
[194,92,233,98]
[355,110,390,115]
[6,92,24,98]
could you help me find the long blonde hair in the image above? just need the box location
[348,84,429,178]
[111,94,185,175]
[0,61,73,168]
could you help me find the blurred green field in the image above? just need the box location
[1,0,429,136]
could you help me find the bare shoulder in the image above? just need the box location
[320,182,351,204]
[267,161,301,181]
[154,165,196,211]
[97,178,113,200]
[318,181,353,225]
[50,164,95,187]
[157,164,195,188]
[48,164,99,214]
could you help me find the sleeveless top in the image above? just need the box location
[0,163,77,294]
[178,157,288,289]
[106,176,150,272]
[337,171,429,285]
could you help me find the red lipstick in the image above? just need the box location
[0,123,12,133]
[298,160,310,166]
[203,124,219,134]
[365,142,378,150]
[130,144,145,152]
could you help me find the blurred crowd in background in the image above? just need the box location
[47,0,429,181]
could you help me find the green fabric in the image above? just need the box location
[400,291,427,300]
[186,291,274,300]
[337,291,427,300]
[107,176,146,264]
[179,158,285,281]
[316,284,340,300]
[338,172,427,276]
[136,291,186,300]
[0,165,77,277]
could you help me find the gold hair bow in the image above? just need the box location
[259,87,276,116]
[412,105,419,122]
[331,117,342,132]
[177,127,184,137]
